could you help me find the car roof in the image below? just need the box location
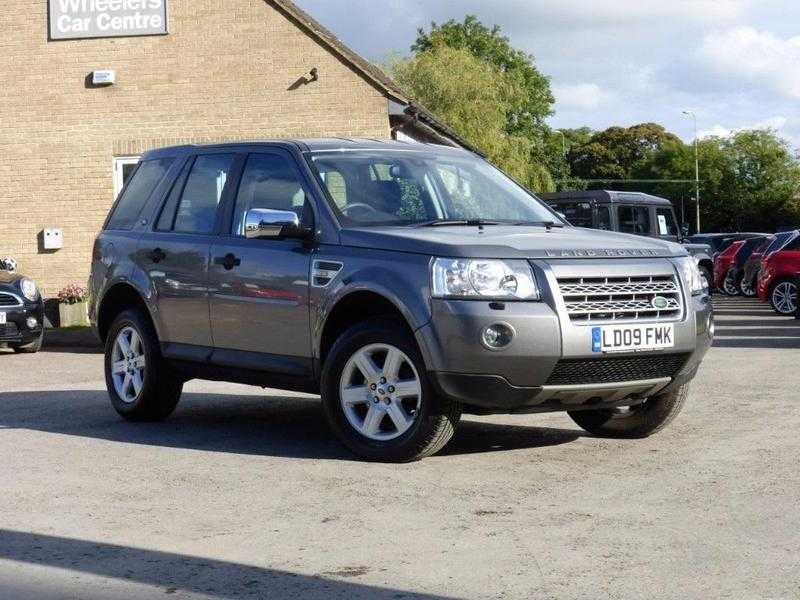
[540,190,673,206]
[141,138,473,160]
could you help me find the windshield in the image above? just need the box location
[307,150,559,226]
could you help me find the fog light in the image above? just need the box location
[481,323,514,350]
[26,316,38,329]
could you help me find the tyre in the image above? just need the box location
[722,270,740,296]
[320,318,461,462]
[770,280,797,315]
[699,265,713,294]
[739,275,757,297]
[104,308,183,421]
[568,383,689,438]
[12,333,43,353]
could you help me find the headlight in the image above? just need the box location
[431,258,540,300]
[20,278,38,301]
[675,256,707,296]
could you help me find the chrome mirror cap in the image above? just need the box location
[244,208,303,239]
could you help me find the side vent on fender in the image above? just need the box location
[312,260,343,288]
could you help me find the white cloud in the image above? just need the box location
[551,82,612,111]
[697,27,800,99]
[698,116,788,139]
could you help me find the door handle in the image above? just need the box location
[148,247,166,263]
[214,253,241,270]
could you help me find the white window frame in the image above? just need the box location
[113,156,141,199]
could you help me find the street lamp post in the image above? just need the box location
[554,129,566,157]
[682,110,700,233]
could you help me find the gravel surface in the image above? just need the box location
[1,297,798,599]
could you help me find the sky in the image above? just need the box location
[294,0,800,148]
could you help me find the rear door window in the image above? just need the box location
[618,205,651,235]
[162,154,236,234]
[106,158,174,230]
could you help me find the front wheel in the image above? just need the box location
[320,319,461,462]
[770,280,797,315]
[568,383,689,438]
[722,270,740,296]
[104,308,183,421]
[739,275,757,297]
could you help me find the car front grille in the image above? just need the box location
[0,293,21,307]
[545,353,690,386]
[557,274,682,323]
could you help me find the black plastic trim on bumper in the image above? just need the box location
[430,372,540,410]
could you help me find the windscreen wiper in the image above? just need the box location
[414,219,500,228]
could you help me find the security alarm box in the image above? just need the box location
[43,228,63,250]
[92,70,116,86]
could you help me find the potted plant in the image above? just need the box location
[57,284,90,327]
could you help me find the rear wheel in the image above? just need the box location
[568,383,689,438]
[770,280,797,315]
[104,308,183,421]
[722,270,740,296]
[320,319,461,462]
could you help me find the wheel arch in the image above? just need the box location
[97,282,158,344]
[317,288,422,371]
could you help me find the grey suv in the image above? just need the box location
[90,139,713,461]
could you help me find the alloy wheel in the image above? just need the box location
[772,282,797,314]
[110,326,147,403]
[739,277,756,297]
[722,271,740,296]
[339,343,421,441]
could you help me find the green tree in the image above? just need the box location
[391,46,553,191]
[568,123,682,181]
[412,15,554,139]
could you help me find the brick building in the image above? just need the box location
[1,0,467,295]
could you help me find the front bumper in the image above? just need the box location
[417,258,713,413]
[0,298,45,346]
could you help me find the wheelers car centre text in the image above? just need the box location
[2,0,460,296]
[55,0,165,36]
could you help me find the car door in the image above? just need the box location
[654,206,680,242]
[136,151,238,351]
[208,150,314,373]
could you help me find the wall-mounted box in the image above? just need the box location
[42,228,63,250]
[92,70,116,86]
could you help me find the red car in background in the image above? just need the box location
[757,233,800,314]
[713,240,745,293]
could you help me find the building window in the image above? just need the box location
[113,156,141,199]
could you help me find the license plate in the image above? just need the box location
[0,312,6,325]
[592,324,674,353]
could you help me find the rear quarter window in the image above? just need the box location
[105,158,174,230]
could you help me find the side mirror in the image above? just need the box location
[244,208,311,240]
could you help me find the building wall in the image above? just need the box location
[0,0,390,295]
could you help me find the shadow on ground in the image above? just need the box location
[0,529,457,600]
[0,390,582,461]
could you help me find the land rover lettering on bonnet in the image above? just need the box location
[89,139,712,461]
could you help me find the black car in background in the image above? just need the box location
[541,190,715,290]
[0,268,44,353]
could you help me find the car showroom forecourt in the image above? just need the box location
[89,139,713,462]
